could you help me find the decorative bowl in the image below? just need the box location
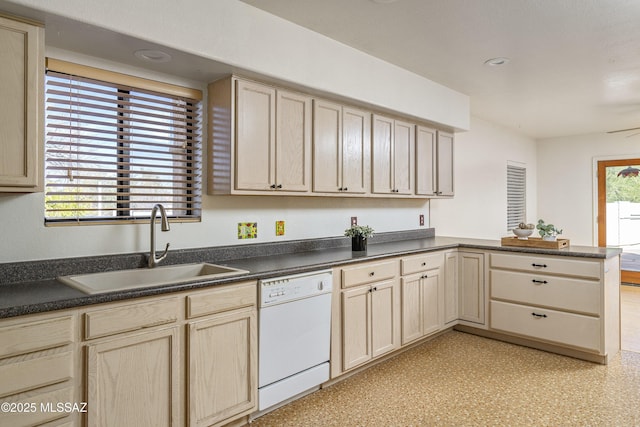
[512,228,534,239]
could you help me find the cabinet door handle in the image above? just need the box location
[531,312,547,318]
[372,286,377,291]
[270,184,276,189]
[421,262,427,266]
[343,187,348,191]
[532,279,548,284]
[338,187,343,191]
[369,272,375,277]
[531,263,547,268]
[276,184,282,189]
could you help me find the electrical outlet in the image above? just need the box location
[351,216,358,226]
[419,214,425,226]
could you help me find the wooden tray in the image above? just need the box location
[501,236,570,249]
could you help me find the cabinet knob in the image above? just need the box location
[338,187,343,191]
[369,272,375,277]
[421,262,426,266]
[270,184,276,189]
[372,286,377,291]
[343,187,348,191]
[421,274,428,279]
[276,184,282,189]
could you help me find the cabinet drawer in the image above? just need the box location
[0,386,73,426]
[490,300,601,352]
[491,270,600,315]
[84,297,180,340]
[0,315,73,359]
[401,252,443,275]
[187,281,256,318]
[341,260,397,288]
[0,351,73,398]
[490,253,601,279]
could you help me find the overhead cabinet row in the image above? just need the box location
[207,76,454,198]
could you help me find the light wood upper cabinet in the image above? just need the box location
[436,131,455,196]
[372,114,415,195]
[208,76,311,195]
[312,99,370,194]
[0,15,43,193]
[416,126,454,197]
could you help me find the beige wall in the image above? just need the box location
[430,116,538,240]
[537,132,640,246]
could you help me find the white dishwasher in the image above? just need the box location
[258,269,333,412]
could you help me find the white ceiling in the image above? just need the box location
[241,0,640,139]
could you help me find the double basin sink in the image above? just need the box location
[58,263,249,295]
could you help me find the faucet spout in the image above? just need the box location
[149,204,171,268]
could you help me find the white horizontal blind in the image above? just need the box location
[507,164,526,230]
[44,68,202,224]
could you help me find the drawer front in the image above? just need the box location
[0,351,73,398]
[490,300,601,352]
[401,252,443,275]
[187,281,256,318]
[342,260,397,288]
[0,316,73,359]
[84,297,180,340]
[490,270,600,315]
[0,386,74,426]
[490,253,601,279]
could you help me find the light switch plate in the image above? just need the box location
[419,214,425,226]
[351,216,358,226]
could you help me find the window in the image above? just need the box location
[44,59,202,224]
[507,163,526,230]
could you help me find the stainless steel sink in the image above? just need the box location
[58,263,249,294]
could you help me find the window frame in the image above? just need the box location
[44,58,203,226]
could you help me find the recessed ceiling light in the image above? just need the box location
[484,57,510,67]
[134,49,172,63]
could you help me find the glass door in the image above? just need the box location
[597,159,640,284]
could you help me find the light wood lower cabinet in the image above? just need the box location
[188,306,257,427]
[81,281,257,427]
[400,252,444,345]
[86,326,181,427]
[488,252,620,359]
[338,260,401,372]
[0,312,77,427]
[443,251,458,324]
[458,251,485,325]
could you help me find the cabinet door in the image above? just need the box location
[312,99,342,193]
[459,252,485,324]
[422,271,440,336]
[86,327,181,427]
[235,80,276,191]
[371,114,394,194]
[415,125,436,196]
[436,131,454,196]
[341,285,371,371]
[188,307,257,427]
[341,107,370,194]
[276,90,311,192]
[393,119,415,195]
[371,279,399,357]
[444,251,459,324]
[401,274,423,345]
[0,16,43,192]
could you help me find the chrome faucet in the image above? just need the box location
[148,204,170,268]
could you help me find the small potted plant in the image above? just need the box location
[536,219,563,241]
[344,225,374,251]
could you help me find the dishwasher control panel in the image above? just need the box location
[259,270,332,306]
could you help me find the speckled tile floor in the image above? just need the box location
[250,331,640,426]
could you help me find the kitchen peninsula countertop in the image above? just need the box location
[0,235,621,319]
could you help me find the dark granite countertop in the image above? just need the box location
[0,234,621,319]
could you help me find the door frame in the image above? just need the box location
[596,157,640,284]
